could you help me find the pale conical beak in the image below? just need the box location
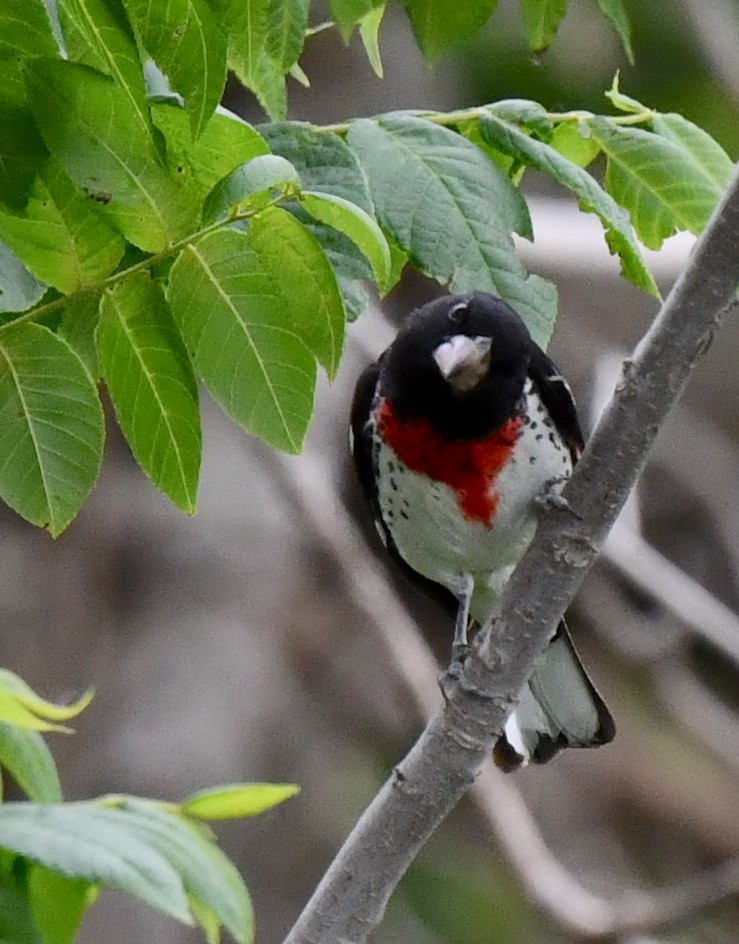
[432,335,493,392]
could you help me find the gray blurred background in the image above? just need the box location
[3,1,739,941]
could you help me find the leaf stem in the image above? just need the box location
[316,102,655,136]
[0,195,290,335]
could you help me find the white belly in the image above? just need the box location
[375,385,572,621]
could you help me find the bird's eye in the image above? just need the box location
[448,301,468,324]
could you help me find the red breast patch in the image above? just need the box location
[376,398,522,526]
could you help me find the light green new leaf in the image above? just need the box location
[0,242,47,314]
[301,190,391,291]
[0,804,192,923]
[181,783,299,820]
[479,113,659,298]
[203,154,301,222]
[0,158,125,293]
[248,207,345,376]
[25,58,199,252]
[167,229,316,453]
[549,121,601,168]
[152,104,269,196]
[0,669,92,728]
[125,0,227,138]
[404,0,500,63]
[29,867,94,944]
[0,723,62,802]
[348,115,558,347]
[0,324,104,536]
[592,117,728,249]
[595,0,634,63]
[98,272,201,514]
[520,0,569,52]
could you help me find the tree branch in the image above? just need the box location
[284,165,739,944]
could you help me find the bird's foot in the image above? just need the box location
[535,479,581,518]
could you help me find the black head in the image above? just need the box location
[380,292,533,440]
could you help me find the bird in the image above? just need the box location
[350,291,615,769]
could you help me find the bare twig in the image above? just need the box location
[602,519,739,666]
[284,166,739,944]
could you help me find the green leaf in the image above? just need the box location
[265,0,309,72]
[329,0,385,38]
[225,0,268,86]
[248,206,345,376]
[0,323,104,535]
[0,856,41,944]
[0,158,125,293]
[109,798,255,944]
[404,0,499,63]
[0,107,49,210]
[227,0,288,120]
[479,113,659,298]
[348,115,557,347]
[28,867,93,944]
[651,113,734,191]
[300,190,391,291]
[181,783,299,820]
[152,104,269,196]
[591,117,728,249]
[260,123,373,211]
[0,0,59,109]
[519,0,569,52]
[595,0,634,63]
[25,58,199,252]
[254,120,379,316]
[97,272,201,514]
[124,0,228,138]
[58,0,150,135]
[0,804,192,924]
[0,724,62,803]
[167,228,317,453]
[358,4,385,77]
[0,243,47,314]
[58,294,101,380]
[203,154,301,222]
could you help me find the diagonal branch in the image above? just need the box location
[284,164,739,944]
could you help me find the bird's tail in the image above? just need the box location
[493,621,615,771]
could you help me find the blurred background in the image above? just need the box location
[3,0,739,941]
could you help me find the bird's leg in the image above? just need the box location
[451,573,474,663]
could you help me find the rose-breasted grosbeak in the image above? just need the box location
[350,291,615,769]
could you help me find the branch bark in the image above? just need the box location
[284,165,739,944]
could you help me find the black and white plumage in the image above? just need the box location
[350,291,614,769]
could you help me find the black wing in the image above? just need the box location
[350,357,384,529]
[528,343,585,463]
